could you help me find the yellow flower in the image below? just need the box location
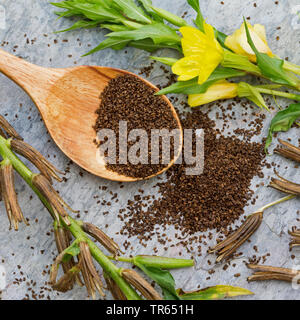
[188,81,238,107]
[172,23,224,84]
[225,23,273,62]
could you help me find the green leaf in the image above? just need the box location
[149,6,188,27]
[187,0,204,31]
[100,23,130,32]
[107,22,181,45]
[237,82,269,111]
[83,37,130,56]
[137,0,164,22]
[157,67,246,95]
[112,0,152,24]
[244,19,298,88]
[150,56,178,66]
[135,262,179,300]
[158,78,212,95]
[129,38,181,52]
[55,19,101,33]
[265,103,300,153]
[62,243,81,263]
[59,2,126,22]
[177,285,253,300]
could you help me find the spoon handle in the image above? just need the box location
[0,48,48,92]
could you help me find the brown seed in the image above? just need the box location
[119,109,265,242]
[94,74,180,178]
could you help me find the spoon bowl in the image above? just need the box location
[0,49,183,182]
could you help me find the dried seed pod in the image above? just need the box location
[82,222,123,256]
[289,227,300,249]
[247,264,300,283]
[269,176,300,196]
[121,269,162,300]
[209,212,263,262]
[50,251,65,285]
[0,115,23,140]
[104,273,127,300]
[54,224,83,288]
[50,249,82,293]
[52,265,81,293]
[0,161,27,230]
[32,174,70,225]
[0,127,7,139]
[79,242,105,299]
[10,139,63,183]
[275,139,300,163]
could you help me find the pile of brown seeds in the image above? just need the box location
[120,109,265,241]
[93,74,180,178]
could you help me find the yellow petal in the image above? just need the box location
[203,22,215,41]
[188,81,238,107]
[172,55,204,80]
[197,50,223,84]
[174,25,224,83]
[180,26,211,56]
[253,24,268,44]
[225,23,273,62]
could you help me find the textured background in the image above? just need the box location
[0,0,299,300]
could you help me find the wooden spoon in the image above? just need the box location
[0,49,183,182]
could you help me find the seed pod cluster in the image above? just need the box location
[78,242,105,299]
[0,116,67,230]
[54,223,83,288]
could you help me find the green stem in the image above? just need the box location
[255,195,295,213]
[109,255,194,269]
[257,88,300,101]
[0,135,140,300]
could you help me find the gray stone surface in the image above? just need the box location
[0,0,299,300]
